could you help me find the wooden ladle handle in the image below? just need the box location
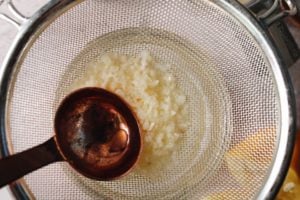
[0,138,63,188]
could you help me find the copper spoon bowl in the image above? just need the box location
[0,87,141,187]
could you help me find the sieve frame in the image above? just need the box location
[0,0,295,199]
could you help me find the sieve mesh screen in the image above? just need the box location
[6,0,279,199]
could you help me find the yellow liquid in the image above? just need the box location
[277,132,300,199]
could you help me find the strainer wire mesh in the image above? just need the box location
[1,0,289,199]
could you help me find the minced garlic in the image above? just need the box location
[70,51,188,174]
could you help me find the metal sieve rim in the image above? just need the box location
[220,0,296,198]
[0,0,296,199]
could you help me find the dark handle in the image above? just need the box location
[242,0,300,67]
[0,137,63,188]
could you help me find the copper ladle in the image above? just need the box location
[0,87,142,187]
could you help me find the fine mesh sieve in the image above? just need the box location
[0,0,295,199]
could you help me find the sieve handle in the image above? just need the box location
[0,138,63,188]
[0,0,28,29]
[244,0,300,66]
[257,0,297,26]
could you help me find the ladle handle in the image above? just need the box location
[0,138,63,188]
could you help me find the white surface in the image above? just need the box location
[0,187,15,200]
[0,0,48,199]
